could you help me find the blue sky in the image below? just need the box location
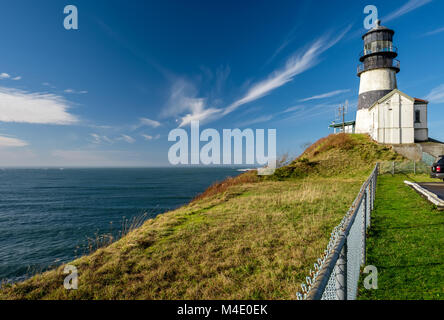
[0,0,443,167]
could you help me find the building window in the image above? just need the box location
[415,110,421,123]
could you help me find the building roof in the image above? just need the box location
[368,89,429,110]
[414,98,429,104]
[362,20,395,39]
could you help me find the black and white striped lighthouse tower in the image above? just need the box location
[355,20,400,133]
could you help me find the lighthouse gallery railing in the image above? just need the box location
[359,46,398,58]
[357,59,400,74]
[296,164,378,300]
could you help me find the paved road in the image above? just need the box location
[418,182,444,200]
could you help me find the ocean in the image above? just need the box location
[0,167,239,282]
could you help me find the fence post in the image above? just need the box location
[414,161,416,175]
[392,161,395,175]
[335,240,347,300]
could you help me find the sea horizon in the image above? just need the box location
[0,165,259,169]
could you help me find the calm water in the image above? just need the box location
[0,168,239,282]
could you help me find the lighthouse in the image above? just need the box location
[354,20,429,144]
[355,20,399,134]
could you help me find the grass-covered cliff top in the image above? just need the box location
[0,134,403,299]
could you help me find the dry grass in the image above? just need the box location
[0,134,402,300]
[301,133,355,158]
[192,170,259,203]
[301,133,401,162]
[272,134,403,180]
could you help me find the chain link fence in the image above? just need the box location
[422,152,437,166]
[379,160,430,175]
[296,164,378,300]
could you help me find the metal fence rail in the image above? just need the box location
[296,164,378,300]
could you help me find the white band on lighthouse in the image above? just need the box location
[358,69,397,94]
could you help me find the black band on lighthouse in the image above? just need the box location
[358,90,393,110]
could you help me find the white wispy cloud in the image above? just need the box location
[90,133,101,144]
[178,105,221,127]
[64,89,88,94]
[223,26,351,116]
[383,0,433,22]
[88,124,113,130]
[139,117,161,128]
[0,73,22,80]
[265,38,293,66]
[298,89,350,102]
[264,14,307,66]
[102,136,113,143]
[236,115,273,127]
[282,105,305,113]
[141,134,160,141]
[163,26,350,128]
[425,84,444,103]
[89,133,113,144]
[42,82,56,89]
[117,134,136,144]
[162,79,221,127]
[0,135,28,147]
[423,26,444,37]
[130,117,162,131]
[0,87,78,124]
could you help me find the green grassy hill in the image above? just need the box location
[0,134,404,300]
